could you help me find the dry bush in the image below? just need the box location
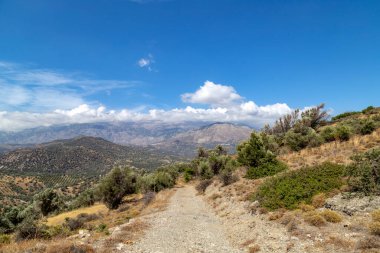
[286,242,295,252]
[326,236,354,249]
[209,193,222,200]
[311,193,326,208]
[371,209,380,222]
[248,244,261,253]
[268,209,285,221]
[356,236,380,250]
[195,179,213,194]
[369,222,380,236]
[268,212,283,221]
[280,213,295,226]
[45,241,95,253]
[240,239,255,247]
[257,207,268,214]
[299,203,315,212]
[303,212,326,227]
[320,210,342,223]
[286,219,299,232]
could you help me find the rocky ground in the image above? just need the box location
[203,178,380,253]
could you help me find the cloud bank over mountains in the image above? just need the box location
[0,61,293,132]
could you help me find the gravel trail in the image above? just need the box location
[126,185,243,253]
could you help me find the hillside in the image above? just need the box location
[0,136,177,207]
[152,123,252,157]
[0,136,174,174]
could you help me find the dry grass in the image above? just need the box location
[268,209,285,221]
[45,241,95,253]
[311,193,326,208]
[46,203,108,226]
[0,239,41,253]
[371,209,380,222]
[240,239,255,247]
[356,236,380,251]
[303,212,326,227]
[325,236,354,250]
[368,222,380,236]
[140,188,175,215]
[320,210,342,223]
[299,203,315,212]
[248,244,261,253]
[101,219,148,248]
[279,128,380,169]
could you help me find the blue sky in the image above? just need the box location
[0,0,379,131]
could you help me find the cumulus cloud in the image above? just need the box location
[181,81,242,106]
[0,66,297,132]
[0,81,296,131]
[137,54,155,71]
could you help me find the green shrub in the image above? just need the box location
[46,225,70,238]
[360,120,376,135]
[151,171,175,192]
[347,148,380,195]
[246,160,288,179]
[198,160,213,179]
[237,132,272,167]
[362,106,375,114]
[332,111,360,121]
[70,189,97,209]
[0,234,11,244]
[284,126,321,151]
[0,217,14,234]
[253,163,345,210]
[98,167,137,209]
[34,188,64,216]
[260,132,280,153]
[320,126,336,142]
[335,125,351,141]
[219,169,239,186]
[64,217,84,231]
[137,169,176,193]
[15,218,50,241]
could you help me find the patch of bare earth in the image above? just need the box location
[124,185,243,253]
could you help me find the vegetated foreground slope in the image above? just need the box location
[0,136,177,207]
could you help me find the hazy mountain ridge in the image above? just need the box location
[152,122,252,157]
[0,122,253,157]
[0,121,207,146]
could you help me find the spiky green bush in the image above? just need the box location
[253,163,345,210]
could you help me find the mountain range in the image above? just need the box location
[0,122,253,157]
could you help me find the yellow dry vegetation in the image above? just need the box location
[46,203,108,226]
[280,128,380,169]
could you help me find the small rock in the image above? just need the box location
[116,243,125,250]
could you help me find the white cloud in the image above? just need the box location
[0,61,135,111]
[0,73,298,132]
[137,54,155,71]
[181,81,242,106]
[138,58,150,67]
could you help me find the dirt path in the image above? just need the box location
[125,185,243,253]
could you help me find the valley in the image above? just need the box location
[0,105,379,253]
